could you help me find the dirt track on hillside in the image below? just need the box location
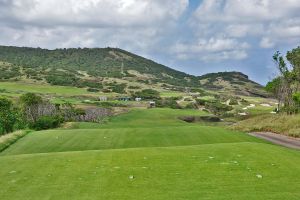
[249,132,300,150]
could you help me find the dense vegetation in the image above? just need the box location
[0,46,267,97]
[0,46,199,87]
[266,47,300,114]
[0,93,111,135]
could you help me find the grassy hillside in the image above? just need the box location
[0,46,268,96]
[198,72,269,97]
[0,46,198,88]
[0,108,300,199]
[233,113,300,137]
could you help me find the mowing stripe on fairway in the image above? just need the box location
[1,126,264,156]
[0,142,299,200]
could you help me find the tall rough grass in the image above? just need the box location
[232,114,300,137]
[0,130,30,152]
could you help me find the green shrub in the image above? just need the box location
[134,89,160,100]
[30,115,63,130]
[87,88,100,92]
[108,83,127,94]
[128,86,141,89]
[0,97,17,135]
[156,98,181,109]
[229,98,238,105]
[205,100,233,116]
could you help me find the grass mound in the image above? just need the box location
[232,114,300,137]
[1,126,261,155]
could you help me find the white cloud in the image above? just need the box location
[171,37,250,61]
[0,0,188,56]
[0,0,299,69]
[1,0,188,27]
[193,0,300,23]
[260,37,275,48]
[192,0,300,40]
[184,0,300,61]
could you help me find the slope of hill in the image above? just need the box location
[198,72,269,97]
[0,45,268,96]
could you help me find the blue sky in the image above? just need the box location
[0,0,299,84]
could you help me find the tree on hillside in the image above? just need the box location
[19,93,43,122]
[0,98,17,135]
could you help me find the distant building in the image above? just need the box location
[135,97,142,101]
[99,96,107,101]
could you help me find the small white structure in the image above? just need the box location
[135,97,142,101]
[99,96,107,101]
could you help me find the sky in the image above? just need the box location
[0,0,299,84]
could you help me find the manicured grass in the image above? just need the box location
[0,81,96,96]
[1,126,261,155]
[100,108,209,128]
[0,143,300,200]
[0,108,299,199]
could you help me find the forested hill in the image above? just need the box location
[0,45,267,96]
[0,46,198,87]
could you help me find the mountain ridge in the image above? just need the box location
[0,45,268,97]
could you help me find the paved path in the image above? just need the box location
[249,132,300,150]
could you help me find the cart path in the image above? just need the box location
[249,132,300,150]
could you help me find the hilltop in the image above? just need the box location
[198,72,269,97]
[0,46,268,96]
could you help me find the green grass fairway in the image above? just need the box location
[0,108,300,199]
[0,143,300,200]
[1,126,261,155]
[0,81,99,96]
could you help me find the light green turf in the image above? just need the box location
[0,143,300,200]
[100,108,210,128]
[1,126,262,155]
[0,108,299,200]
[0,81,97,96]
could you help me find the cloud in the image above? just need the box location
[171,37,250,61]
[193,0,300,23]
[0,0,188,54]
[260,37,275,48]
[192,0,300,40]
[0,0,188,27]
[0,0,299,84]
[176,0,300,62]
